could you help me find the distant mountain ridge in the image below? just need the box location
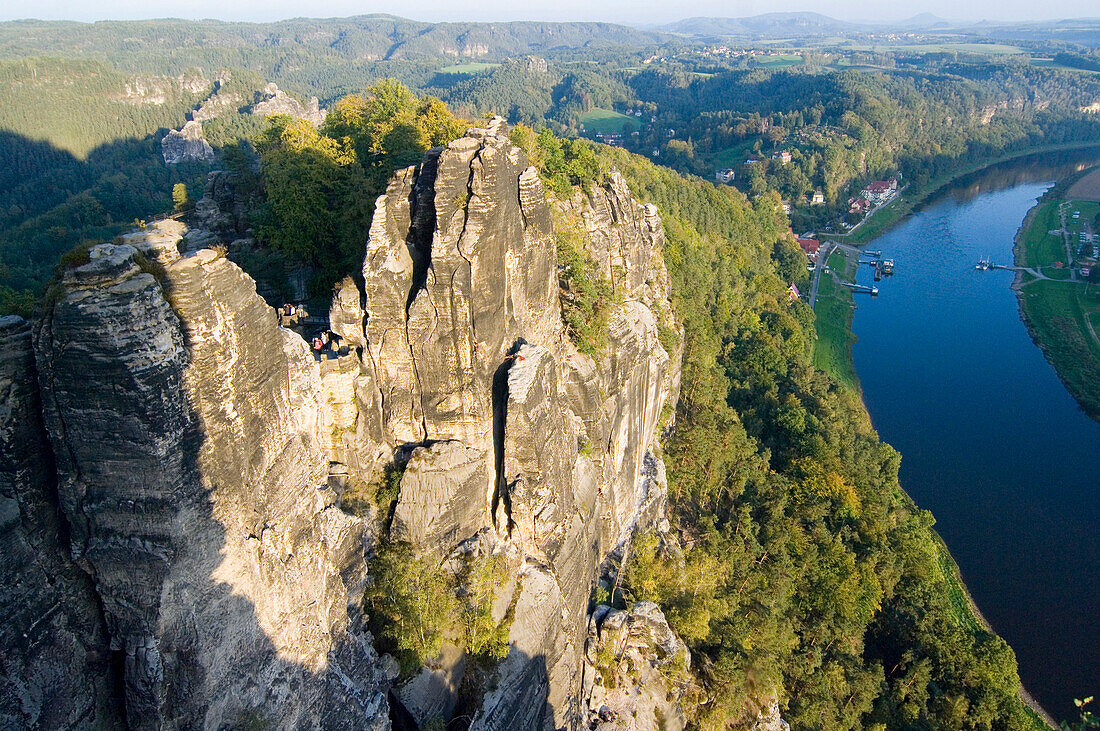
[0,15,670,66]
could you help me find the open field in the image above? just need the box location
[812,249,860,391]
[1030,58,1100,74]
[1017,199,1063,268]
[578,108,638,135]
[1014,194,1100,420]
[755,53,802,68]
[1067,167,1100,201]
[842,42,1025,55]
[708,141,756,169]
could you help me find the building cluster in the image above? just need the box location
[592,131,624,147]
[849,178,899,215]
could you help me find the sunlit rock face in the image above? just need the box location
[5,119,686,728]
[340,122,683,727]
[35,231,390,730]
[161,120,214,164]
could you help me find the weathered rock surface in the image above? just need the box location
[3,119,687,728]
[192,91,244,122]
[0,316,121,730]
[161,120,214,164]
[34,228,391,729]
[252,82,325,125]
[582,603,689,731]
[340,122,684,728]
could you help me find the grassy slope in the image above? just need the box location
[1014,196,1100,419]
[437,62,500,74]
[812,248,860,391]
[578,108,638,134]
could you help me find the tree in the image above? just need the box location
[172,183,191,212]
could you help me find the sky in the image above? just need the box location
[4,0,1099,26]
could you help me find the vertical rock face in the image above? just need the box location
[35,232,390,729]
[0,316,120,730]
[582,602,690,731]
[343,122,684,728]
[161,120,215,164]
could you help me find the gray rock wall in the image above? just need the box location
[35,233,391,730]
[2,119,686,729]
[343,122,684,728]
[0,316,120,730]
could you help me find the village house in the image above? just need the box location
[862,178,898,205]
[849,197,871,214]
[781,200,792,214]
[773,150,792,164]
[797,237,820,262]
[787,282,801,302]
[811,190,825,205]
[715,168,736,184]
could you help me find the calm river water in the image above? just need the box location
[850,151,1100,721]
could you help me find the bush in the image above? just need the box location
[554,209,616,358]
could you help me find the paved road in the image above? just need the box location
[807,241,835,309]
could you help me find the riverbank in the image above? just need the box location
[930,533,1058,729]
[1012,178,1100,421]
[833,141,1100,245]
[810,161,1088,728]
[811,247,861,391]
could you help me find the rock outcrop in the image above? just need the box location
[161,120,214,164]
[582,602,690,731]
[4,119,686,728]
[34,229,391,729]
[252,82,325,125]
[0,316,121,730]
[331,121,683,728]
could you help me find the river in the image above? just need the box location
[850,151,1100,722]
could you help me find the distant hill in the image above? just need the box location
[661,12,866,39]
[0,16,669,70]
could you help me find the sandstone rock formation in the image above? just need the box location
[252,82,325,125]
[34,228,391,729]
[582,602,690,731]
[4,119,689,729]
[329,121,683,728]
[0,316,121,730]
[161,120,214,164]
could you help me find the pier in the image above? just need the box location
[841,282,879,296]
[975,258,1023,272]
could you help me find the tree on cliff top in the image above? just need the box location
[255,80,464,294]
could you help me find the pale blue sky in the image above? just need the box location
[4,0,1099,25]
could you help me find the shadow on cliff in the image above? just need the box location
[32,272,391,727]
[0,129,214,304]
[388,649,559,731]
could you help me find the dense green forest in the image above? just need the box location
[4,18,1100,311]
[536,139,1039,729]
[436,58,1100,231]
